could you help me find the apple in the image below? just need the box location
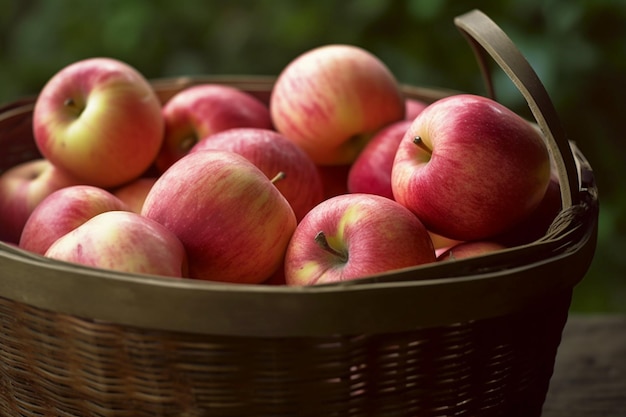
[19,185,130,255]
[391,94,551,241]
[429,231,462,254]
[436,240,507,262]
[270,44,405,165]
[284,193,436,285]
[32,57,164,188]
[0,158,81,243]
[45,211,187,278]
[347,119,412,199]
[405,97,429,120]
[189,127,324,221]
[141,150,297,284]
[112,177,158,214]
[155,84,274,172]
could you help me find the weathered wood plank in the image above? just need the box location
[542,314,626,417]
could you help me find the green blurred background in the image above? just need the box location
[1,0,624,312]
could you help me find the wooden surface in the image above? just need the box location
[542,314,626,417]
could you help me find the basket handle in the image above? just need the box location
[454,9,579,209]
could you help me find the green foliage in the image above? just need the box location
[1,0,624,312]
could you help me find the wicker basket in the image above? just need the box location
[0,10,598,417]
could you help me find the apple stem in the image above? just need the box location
[413,136,431,153]
[63,97,83,116]
[179,135,198,153]
[270,171,286,184]
[314,231,347,261]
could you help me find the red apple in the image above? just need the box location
[142,150,297,284]
[284,193,435,285]
[33,57,164,188]
[44,211,187,278]
[0,159,81,243]
[347,119,412,199]
[391,94,551,241]
[189,128,323,222]
[405,97,429,120]
[156,84,273,172]
[19,185,130,255]
[270,44,405,165]
[429,231,463,255]
[436,240,507,262]
[112,177,158,214]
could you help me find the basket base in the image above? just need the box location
[0,290,571,417]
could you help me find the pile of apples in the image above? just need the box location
[0,44,562,286]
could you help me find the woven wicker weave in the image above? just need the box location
[0,292,571,417]
[0,10,598,417]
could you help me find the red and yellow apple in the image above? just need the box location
[156,84,273,172]
[270,44,405,165]
[32,57,164,188]
[404,97,429,120]
[0,158,80,243]
[429,231,463,256]
[391,94,551,241]
[284,193,436,285]
[44,210,187,278]
[112,177,158,214]
[142,150,297,284]
[189,127,323,221]
[19,185,130,255]
[436,240,507,262]
[347,119,411,199]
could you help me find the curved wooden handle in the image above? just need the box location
[454,9,579,209]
